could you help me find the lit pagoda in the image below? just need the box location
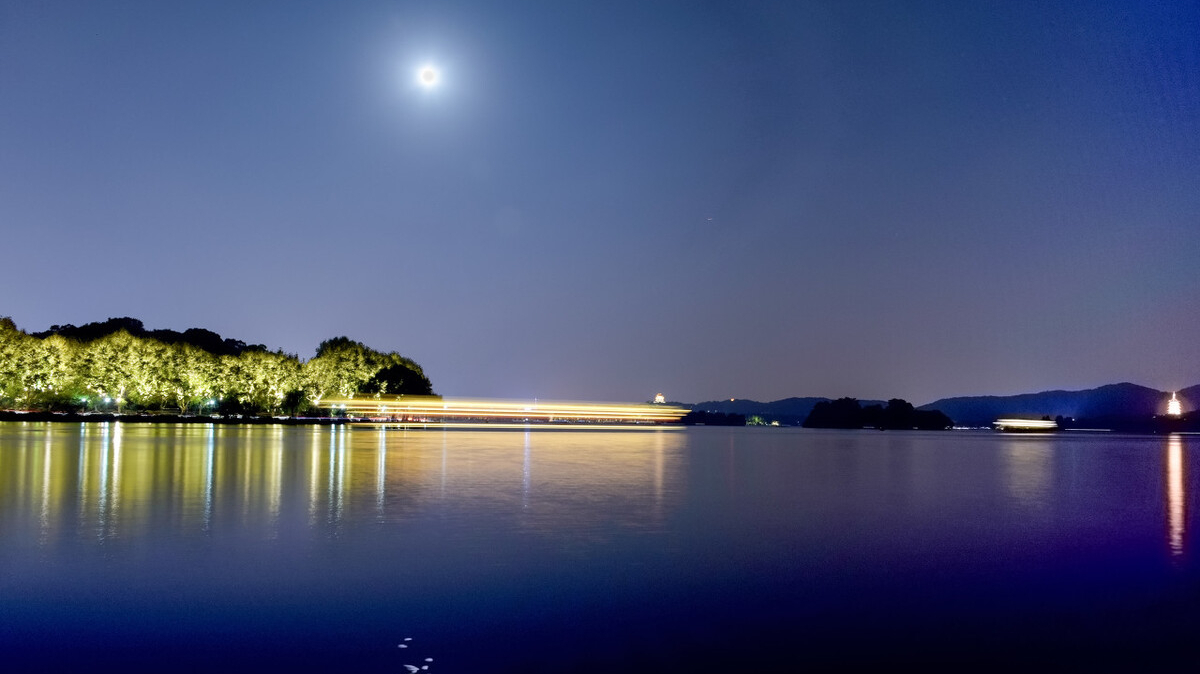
[1167,392,1183,417]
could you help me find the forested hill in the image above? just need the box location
[0,316,433,415]
[919,382,1195,426]
[691,382,1199,428]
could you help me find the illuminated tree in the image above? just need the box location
[78,331,142,411]
[28,335,80,408]
[0,318,39,407]
[0,318,432,415]
[302,337,375,406]
[303,337,433,405]
[224,350,302,414]
[160,342,221,413]
[359,358,433,396]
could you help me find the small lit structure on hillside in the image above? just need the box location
[654,393,666,404]
[1167,392,1183,417]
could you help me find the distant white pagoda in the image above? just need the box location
[654,393,666,404]
[1167,392,1183,417]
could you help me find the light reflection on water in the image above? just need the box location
[0,422,686,546]
[1001,437,1052,510]
[1168,434,1185,557]
[1,423,1198,671]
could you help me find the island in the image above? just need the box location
[802,398,953,430]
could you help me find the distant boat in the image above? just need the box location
[993,418,1058,433]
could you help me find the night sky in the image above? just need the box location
[2,1,1197,404]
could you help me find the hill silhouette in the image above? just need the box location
[919,382,1192,427]
[688,382,1198,429]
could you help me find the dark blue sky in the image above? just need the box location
[2,1,1198,404]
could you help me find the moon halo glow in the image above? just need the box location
[417,65,440,89]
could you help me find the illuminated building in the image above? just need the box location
[654,393,666,404]
[1168,392,1182,417]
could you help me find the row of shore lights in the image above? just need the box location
[78,397,219,408]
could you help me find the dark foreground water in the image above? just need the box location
[1,422,1198,672]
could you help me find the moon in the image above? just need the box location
[417,65,440,88]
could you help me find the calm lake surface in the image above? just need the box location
[1,422,1198,672]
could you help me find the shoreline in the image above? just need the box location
[0,411,679,429]
[0,410,347,425]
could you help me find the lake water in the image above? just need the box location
[1,422,1198,672]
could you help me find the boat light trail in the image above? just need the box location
[320,396,688,428]
[993,418,1058,432]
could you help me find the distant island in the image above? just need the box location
[678,397,952,429]
[802,398,953,430]
[0,316,432,417]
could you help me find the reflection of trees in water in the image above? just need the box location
[0,423,686,546]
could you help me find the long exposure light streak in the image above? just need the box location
[354,422,685,431]
[321,396,688,429]
[993,418,1058,432]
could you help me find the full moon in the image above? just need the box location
[417,65,440,88]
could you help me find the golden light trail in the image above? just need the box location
[353,422,685,431]
[320,395,689,429]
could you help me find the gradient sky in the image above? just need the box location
[2,1,1197,404]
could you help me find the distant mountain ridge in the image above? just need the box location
[688,382,1198,427]
[919,382,1198,427]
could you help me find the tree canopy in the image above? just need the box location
[802,398,953,430]
[0,317,433,415]
[32,316,268,357]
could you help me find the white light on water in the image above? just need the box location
[1168,435,1184,557]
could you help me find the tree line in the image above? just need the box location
[802,398,953,430]
[0,317,433,416]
